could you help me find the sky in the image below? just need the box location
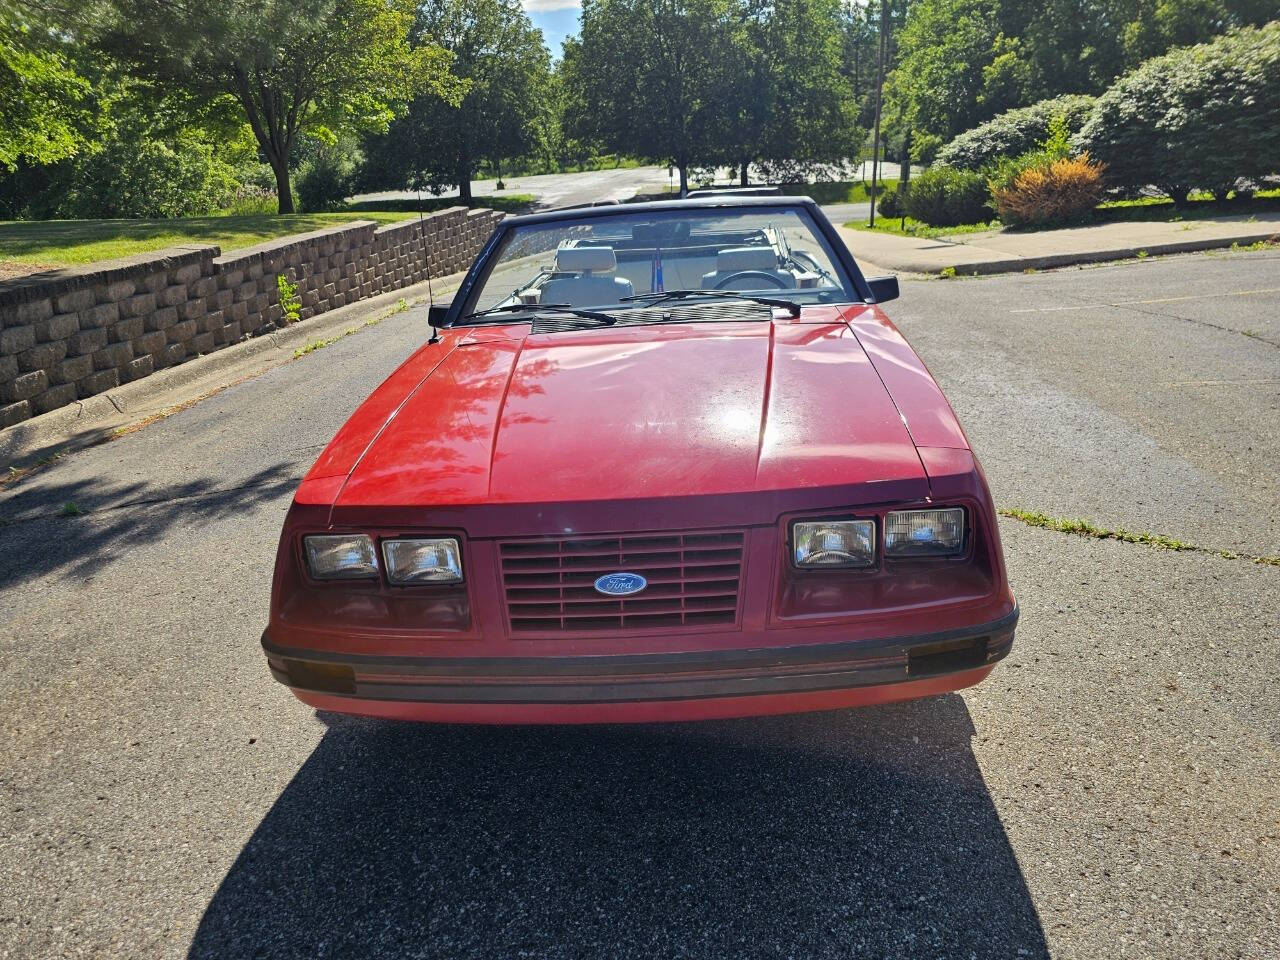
[523,0,582,58]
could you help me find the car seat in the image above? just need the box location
[700,246,797,289]
[540,246,634,306]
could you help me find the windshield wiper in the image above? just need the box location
[454,302,617,326]
[620,289,801,318]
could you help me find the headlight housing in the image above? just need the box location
[792,518,876,568]
[304,534,379,579]
[382,537,464,584]
[884,508,966,558]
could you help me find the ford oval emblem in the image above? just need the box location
[594,572,647,596]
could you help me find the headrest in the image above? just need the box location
[716,246,778,272]
[555,245,616,273]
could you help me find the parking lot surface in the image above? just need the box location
[2,248,1277,959]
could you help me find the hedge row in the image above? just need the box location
[926,21,1280,213]
[1077,21,1280,203]
[935,95,1096,172]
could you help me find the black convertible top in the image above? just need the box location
[500,195,825,228]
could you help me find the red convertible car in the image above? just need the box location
[262,197,1017,723]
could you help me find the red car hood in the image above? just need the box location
[323,311,942,509]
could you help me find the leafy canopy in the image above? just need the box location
[0,9,96,171]
[1077,21,1280,202]
[886,0,1276,146]
[362,0,553,201]
[100,0,462,211]
[935,94,1097,171]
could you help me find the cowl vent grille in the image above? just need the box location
[530,302,772,334]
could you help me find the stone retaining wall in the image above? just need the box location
[0,207,503,428]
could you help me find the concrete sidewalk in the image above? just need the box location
[836,210,1280,276]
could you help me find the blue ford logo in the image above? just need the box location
[594,572,647,596]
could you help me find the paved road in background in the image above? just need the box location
[2,249,1278,958]
[353,165,674,211]
[352,166,872,220]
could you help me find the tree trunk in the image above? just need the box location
[740,161,749,186]
[272,156,295,214]
[458,163,473,203]
[678,162,689,197]
[900,129,912,186]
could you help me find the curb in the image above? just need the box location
[861,231,1280,277]
[0,273,464,472]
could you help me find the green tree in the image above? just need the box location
[887,0,1278,148]
[756,0,862,177]
[0,8,98,171]
[1120,0,1277,66]
[569,0,743,194]
[884,0,998,145]
[100,0,459,212]
[362,0,553,201]
[1078,21,1280,204]
[721,0,771,184]
[935,93,1096,170]
[552,38,601,171]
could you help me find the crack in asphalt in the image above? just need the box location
[1104,300,1280,348]
[1022,286,1280,348]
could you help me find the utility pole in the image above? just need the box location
[868,0,889,227]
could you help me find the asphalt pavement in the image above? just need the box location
[1,248,1278,959]
[353,165,675,212]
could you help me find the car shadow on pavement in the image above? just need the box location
[189,695,1048,959]
[0,463,298,589]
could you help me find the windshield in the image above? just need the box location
[462,206,857,316]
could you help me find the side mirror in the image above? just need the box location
[428,303,451,328]
[866,275,899,304]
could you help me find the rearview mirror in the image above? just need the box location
[428,303,451,328]
[866,275,899,304]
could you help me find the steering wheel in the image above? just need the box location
[714,270,788,291]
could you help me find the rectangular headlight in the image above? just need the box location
[793,519,876,568]
[382,538,464,584]
[885,508,966,558]
[304,534,378,579]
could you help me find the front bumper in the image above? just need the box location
[261,607,1017,724]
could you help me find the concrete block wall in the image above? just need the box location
[0,207,503,428]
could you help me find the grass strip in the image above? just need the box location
[293,297,412,358]
[999,507,1280,566]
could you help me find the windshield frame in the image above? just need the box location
[441,197,874,327]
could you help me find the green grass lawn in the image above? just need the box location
[0,213,418,267]
[844,190,1280,239]
[0,194,536,269]
[843,215,996,239]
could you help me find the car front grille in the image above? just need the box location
[499,530,745,633]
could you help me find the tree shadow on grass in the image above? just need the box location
[0,463,298,590]
[190,696,1048,959]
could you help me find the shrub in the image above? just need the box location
[296,137,360,212]
[936,95,1096,171]
[902,166,992,226]
[220,184,277,216]
[909,132,944,166]
[296,157,351,213]
[876,185,904,218]
[277,274,301,325]
[57,126,237,218]
[991,153,1106,227]
[1076,22,1280,205]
